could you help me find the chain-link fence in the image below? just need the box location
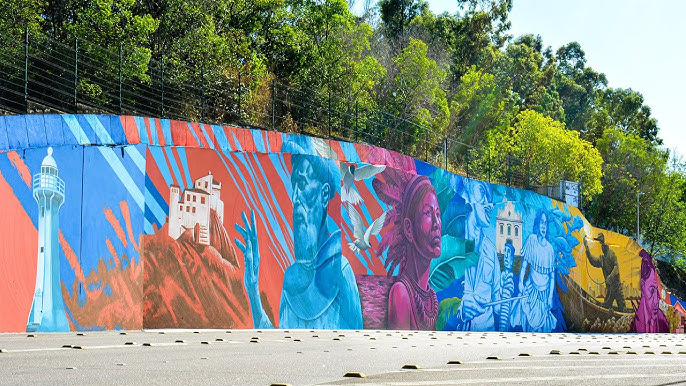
[0,30,581,205]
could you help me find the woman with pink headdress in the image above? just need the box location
[373,170,441,330]
[631,250,669,333]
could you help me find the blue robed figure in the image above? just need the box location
[235,136,363,329]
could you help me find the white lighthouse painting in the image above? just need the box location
[27,147,70,332]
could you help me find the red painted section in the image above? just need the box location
[146,147,171,206]
[104,207,128,248]
[266,130,283,153]
[59,231,85,283]
[233,127,256,153]
[120,201,139,251]
[169,147,190,188]
[7,151,32,187]
[153,119,166,146]
[188,122,209,148]
[201,123,216,148]
[120,116,141,144]
[143,118,154,145]
[160,147,179,187]
[0,169,38,332]
[170,120,190,147]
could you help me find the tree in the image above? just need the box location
[378,0,427,41]
[384,37,449,142]
[586,129,667,231]
[423,0,511,85]
[448,66,517,145]
[587,129,682,258]
[494,34,564,120]
[642,158,686,261]
[287,0,383,90]
[589,87,661,145]
[484,110,603,198]
[0,0,44,39]
[552,42,608,141]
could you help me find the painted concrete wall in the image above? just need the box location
[0,114,683,333]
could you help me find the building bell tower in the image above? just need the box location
[27,147,69,332]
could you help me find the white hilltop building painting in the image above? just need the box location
[495,201,523,257]
[168,172,224,246]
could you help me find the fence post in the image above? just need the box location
[424,130,428,161]
[238,70,242,126]
[488,147,491,183]
[507,156,511,186]
[562,172,567,202]
[400,119,405,154]
[74,37,78,113]
[327,90,331,139]
[300,85,305,133]
[160,56,164,118]
[24,27,29,112]
[526,163,530,190]
[354,101,359,143]
[345,97,350,139]
[200,66,205,122]
[379,111,384,147]
[118,43,123,114]
[465,146,470,178]
[444,136,448,171]
[271,79,275,130]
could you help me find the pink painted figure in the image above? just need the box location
[373,171,441,330]
[631,250,669,333]
[366,147,416,174]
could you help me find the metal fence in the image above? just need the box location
[0,30,579,205]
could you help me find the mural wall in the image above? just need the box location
[0,114,683,333]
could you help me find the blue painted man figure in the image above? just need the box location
[499,241,516,331]
[235,137,363,329]
[457,180,514,331]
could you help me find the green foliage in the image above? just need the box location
[588,129,667,233]
[485,110,603,198]
[0,0,44,39]
[587,129,685,259]
[378,0,427,41]
[643,159,686,261]
[448,66,517,145]
[388,38,448,131]
[590,88,660,144]
[289,0,384,103]
[436,297,461,331]
[63,0,157,80]
[551,42,608,141]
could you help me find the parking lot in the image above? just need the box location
[1,329,685,385]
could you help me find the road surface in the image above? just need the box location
[1,329,685,385]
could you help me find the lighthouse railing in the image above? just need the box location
[32,173,65,195]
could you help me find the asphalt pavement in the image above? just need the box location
[1,329,685,385]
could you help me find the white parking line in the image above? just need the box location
[381,371,686,385]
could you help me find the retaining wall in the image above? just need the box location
[0,114,683,333]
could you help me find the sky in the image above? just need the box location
[356,0,686,157]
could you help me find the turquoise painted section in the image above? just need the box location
[26,147,69,332]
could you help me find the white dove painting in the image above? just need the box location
[347,203,387,253]
[312,137,386,205]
